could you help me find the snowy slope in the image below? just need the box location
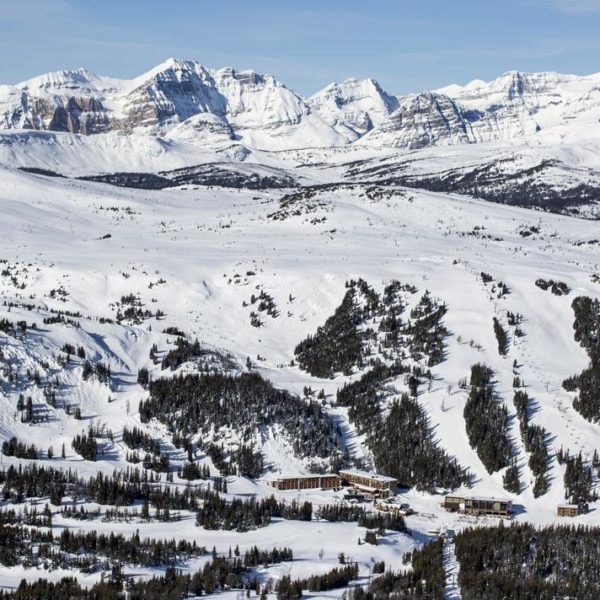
[1,167,600,507]
[2,63,600,594]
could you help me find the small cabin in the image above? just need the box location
[557,502,587,517]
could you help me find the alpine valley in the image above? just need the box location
[1,59,600,599]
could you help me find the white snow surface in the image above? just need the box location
[1,63,600,591]
[1,162,600,591]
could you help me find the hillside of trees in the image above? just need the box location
[562,296,600,422]
[140,371,340,476]
[464,364,514,478]
[337,365,471,491]
[294,279,447,378]
[455,523,600,599]
[513,389,549,497]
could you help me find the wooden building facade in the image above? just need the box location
[270,474,341,491]
[339,469,398,496]
[443,494,512,517]
[557,503,587,517]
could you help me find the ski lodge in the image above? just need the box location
[443,494,512,517]
[557,502,587,517]
[269,474,341,491]
[269,469,398,495]
[338,469,398,496]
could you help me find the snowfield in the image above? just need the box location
[1,159,600,595]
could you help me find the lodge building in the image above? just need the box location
[557,502,587,517]
[443,494,512,517]
[270,474,341,491]
[338,469,398,496]
[269,469,399,495]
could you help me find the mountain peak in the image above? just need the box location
[17,67,98,91]
[309,77,399,136]
[155,57,200,70]
[130,58,210,88]
[318,77,386,95]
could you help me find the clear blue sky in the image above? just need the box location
[1,0,599,95]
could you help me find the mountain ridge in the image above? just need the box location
[2,59,599,151]
[1,60,600,218]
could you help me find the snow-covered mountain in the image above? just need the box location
[0,58,353,149]
[3,61,600,595]
[1,60,599,217]
[361,70,600,148]
[2,59,599,151]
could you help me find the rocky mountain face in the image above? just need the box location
[362,71,600,148]
[123,60,318,138]
[308,77,399,139]
[0,68,112,134]
[1,60,599,151]
[360,92,480,148]
[0,59,344,147]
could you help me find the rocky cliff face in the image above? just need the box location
[0,69,114,134]
[440,71,584,110]
[1,88,112,134]
[437,70,600,139]
[0,61,599,151]
[122,60,226,129]
[360,92,480,148]
[359,70,600,149]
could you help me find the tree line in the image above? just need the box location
[563,296,600,422]
[0,546,294,599]
[337,364,471,491]
[463,364,514,481]
[140,371,340,476]
[513,388,549,497]
[454,523,600,599]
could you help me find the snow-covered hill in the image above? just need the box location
[2,62,600,596]
[2,166,600,515]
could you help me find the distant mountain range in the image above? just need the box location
[1,58,599,149]
[1,59,599,216]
